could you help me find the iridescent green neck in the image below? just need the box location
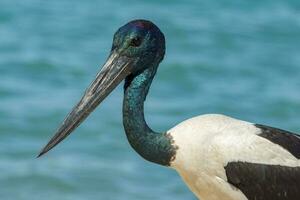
[123,66,176,166]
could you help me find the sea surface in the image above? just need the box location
[1,0,300,199]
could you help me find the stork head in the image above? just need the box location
[38,19,166,157]
[113,20,165,74]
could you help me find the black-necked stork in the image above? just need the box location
[38,19,300,200]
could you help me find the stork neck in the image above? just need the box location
[123,66,176,166]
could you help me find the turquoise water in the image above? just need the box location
[1,0,300,199]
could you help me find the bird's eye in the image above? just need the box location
[130,37,142,47]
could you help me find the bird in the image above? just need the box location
[38,19,300,200]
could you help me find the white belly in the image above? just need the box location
[176,168,248,200]
[167,114,300,200]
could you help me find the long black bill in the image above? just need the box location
[38,51,132,157]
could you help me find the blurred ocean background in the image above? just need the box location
[1,0,300,199]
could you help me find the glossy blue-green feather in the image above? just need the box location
[123,65,177,166]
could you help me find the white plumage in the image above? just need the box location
[168,114,300,200]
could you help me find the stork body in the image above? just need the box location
[39,20,300,200]
[169,114,300,200]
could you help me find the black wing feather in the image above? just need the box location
[225,162,300,200]
[256,124,300,159]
